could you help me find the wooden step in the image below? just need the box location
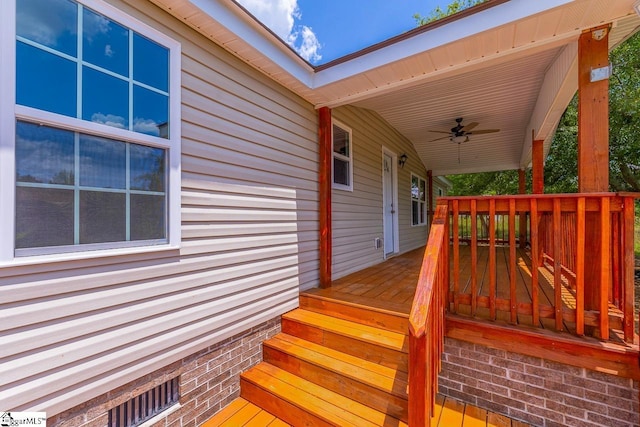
[201,397,290,426]
[300,289,409,334]
[281,309,408,372]
[240,362,408,427]
[263,333,408,422]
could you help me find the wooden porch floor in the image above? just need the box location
[204,395,530,426]
[309,246,627,338]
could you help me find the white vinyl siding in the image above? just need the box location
[331,106,428,279]
[0,0,318,415]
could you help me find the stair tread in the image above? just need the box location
[202,398,290,427]
[282,309,408,352]
[265,333,407,398]
[242,362,408,427]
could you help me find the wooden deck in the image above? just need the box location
[309,246,626,337]
[203,395,530,426]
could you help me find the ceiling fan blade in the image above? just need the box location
[468,129,500,135]
[427,130,452,134]
[428,136,451,142]
[461,122,479,132]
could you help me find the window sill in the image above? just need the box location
[0,243,180,268]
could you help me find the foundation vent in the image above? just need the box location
[108,377,179,427]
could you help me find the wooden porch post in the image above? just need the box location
[518,169,527,248]
[578,25,610,311]
[532,139,544,194]
[427,170,434,226]
[318,107,332,288]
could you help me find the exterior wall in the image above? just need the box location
[439,337,640,427]
[47,318,281,427]
[331,105,428,279]
[1,0,318,417]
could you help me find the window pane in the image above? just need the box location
[412,200,419,225]
[16,122,75,185]
[17,42,77,117]
[333,157,349,187]
[419,179,426,202]
[133,33,169,91]
[83,7,129,76]
[411,176,419,199]
[420,202,426,224]
[82,67,129,129]
[16,187,74,249]
[130,144,165,191]
[79,191,125,243]
[131,194,165,240]
[79,135,126,189]
[17,0,77,56]
[133,86,169,138]
[333,125,349,157]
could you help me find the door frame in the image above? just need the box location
[381,147,400,258]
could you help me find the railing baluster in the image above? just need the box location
[471,199,478,316]
[553,198,563,331]
[530,198,540,326]
[509,198,517,324]
[576,197,585,336]
[599,197,610,341]
[623,197,635,343]
[489,199,496,320]
[453,200,460,314]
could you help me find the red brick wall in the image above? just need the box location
[48,318,281,427]
[439,337,639,427]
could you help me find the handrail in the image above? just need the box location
[408,201,449,426]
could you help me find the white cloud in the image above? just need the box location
[91,113,127,129]
[236,0,322,63]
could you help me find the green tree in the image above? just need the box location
[414,0,488,26]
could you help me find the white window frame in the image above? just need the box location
[331,119,353,192]
[0,0,181,265]
[411,173,427,227]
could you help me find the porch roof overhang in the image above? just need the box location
[149,0,640,176]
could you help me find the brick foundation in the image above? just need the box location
[439,337,640,427]
[47,317,281,427]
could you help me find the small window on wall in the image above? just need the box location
[411,174,426,226]
[332,120,353,191]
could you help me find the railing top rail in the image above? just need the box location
[439,192,640,201]
[409,202,448,338]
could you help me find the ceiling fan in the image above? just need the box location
[428,117,500,143]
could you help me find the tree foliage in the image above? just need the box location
[414,0,488,26]
[446,31,640,196]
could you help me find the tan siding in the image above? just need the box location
[0,0,318,415]
[331,106,428,279]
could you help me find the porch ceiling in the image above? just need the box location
[151,0,640,176]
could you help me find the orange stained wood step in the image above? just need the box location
[202,287,531,427]
[281,308,409,373]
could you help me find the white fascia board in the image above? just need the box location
[189,0,315,87]
[313,0,574,88]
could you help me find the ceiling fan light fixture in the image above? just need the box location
[451,135,468,144]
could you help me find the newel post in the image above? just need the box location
[578,25,610,311]
[318,107,332,288]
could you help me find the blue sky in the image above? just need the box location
[236,0,450,65]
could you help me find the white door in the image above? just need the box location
[383,152,396,256]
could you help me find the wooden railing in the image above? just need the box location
[408,202,449,426]
[445,193,638,343]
